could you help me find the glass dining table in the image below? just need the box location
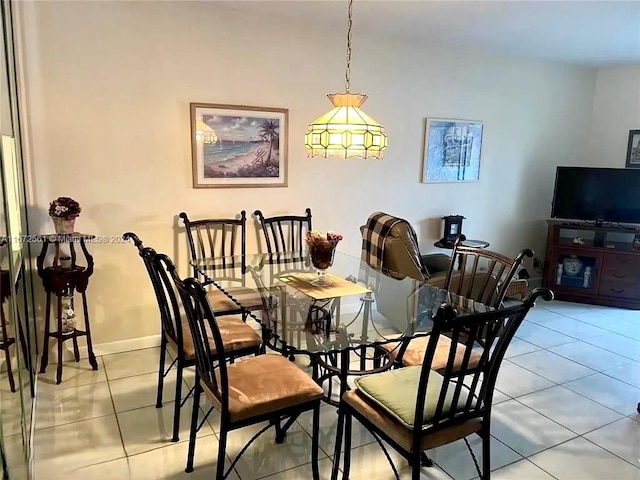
[192,250,492,405]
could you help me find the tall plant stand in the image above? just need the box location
[37,233,98,384]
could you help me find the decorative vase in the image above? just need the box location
[60,296,76,334]
[52,217,75,235]
[562,255,584,276]
[309,240,337,286]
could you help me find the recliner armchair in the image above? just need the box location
[359,220,449,283]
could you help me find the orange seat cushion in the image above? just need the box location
[169,315,262,361]
[379,335,482,370]
[206,287,264,313]
[204,354,324,422]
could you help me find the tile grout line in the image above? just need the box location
[102,354,130,461]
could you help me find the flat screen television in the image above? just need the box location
[551,166,640,224]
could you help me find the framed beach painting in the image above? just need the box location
[421,118,483,183]
[190,103,288,188]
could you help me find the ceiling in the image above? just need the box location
[221,0,640,67]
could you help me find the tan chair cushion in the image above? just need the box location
[204,354,324,422]
[344,389,482,452]
[379,335,482,370]
[169,315,262,361]
[206,287,264,313]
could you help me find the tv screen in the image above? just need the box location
[551,167,640,224]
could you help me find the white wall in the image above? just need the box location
[18,1,596,345]
[588,66,640,167]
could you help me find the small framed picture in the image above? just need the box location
[421,118,483,183]
[625,130,640,168]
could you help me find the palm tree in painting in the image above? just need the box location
[258,119,279,163]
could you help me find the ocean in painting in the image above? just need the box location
[203,141,258,165]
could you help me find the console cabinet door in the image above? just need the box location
[548,248,603,294]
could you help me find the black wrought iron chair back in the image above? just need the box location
[180,211,265,321]
[253,208,312,255]
[123,232,261,443]
[332,288,553,480]
[179,211,247,279]
[444,237,534,308]
[166,261,323,479]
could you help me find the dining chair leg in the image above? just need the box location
[412,451,422,480]
[185,378,201,473]
[171,360,184,442]
[216,427,228,480]
[482,427,491,479]
[331,408,345,480]
[342,413,353,480]
[311,403,320,480]
[156,335,167,408]
[2,342,15,393]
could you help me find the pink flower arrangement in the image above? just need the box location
[48,197,81,220]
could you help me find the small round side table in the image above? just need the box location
[37,233,98,384]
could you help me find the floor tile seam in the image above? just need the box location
[564,435,640,472]
[520,433,582,463]
[291,414,377,458]
[32,411,120,432]
[250,458,336,480]
[508,458,560,480]
[507,345,602,381]
[515,378,637,423]
[34,410,117,431]
[103,369,160,383]
[494,395,581,443]
[524,316,611,338]
[36,378,109,393]
[560,383,640,417]
[546,342,637,368]
[597,365,640,390]
[595,328,640,343]
[104,371,129,458]
[511,391,626,436]
[474,434,525,476]
[581,331,640,353]
[578,339,640,363]
[513,333,577,350]
[508,352,601,380]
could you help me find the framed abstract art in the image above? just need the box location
[421,118,483,183]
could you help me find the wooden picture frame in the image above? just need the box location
[190,103,288,188]
[421,118,483,183]
[625,129,640,168]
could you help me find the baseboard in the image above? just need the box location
[73,334,161,360]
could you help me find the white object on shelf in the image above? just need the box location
[556,263,563,285]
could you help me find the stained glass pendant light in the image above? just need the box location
[305,0,387,159]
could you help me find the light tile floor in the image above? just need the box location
[33,301,640,479]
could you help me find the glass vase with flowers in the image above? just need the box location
[306,231,343,286]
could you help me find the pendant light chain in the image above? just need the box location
[345,0,353,93]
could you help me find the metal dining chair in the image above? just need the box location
[164,256,323,479]
[332,288,553,480]
[123,232,262,442]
